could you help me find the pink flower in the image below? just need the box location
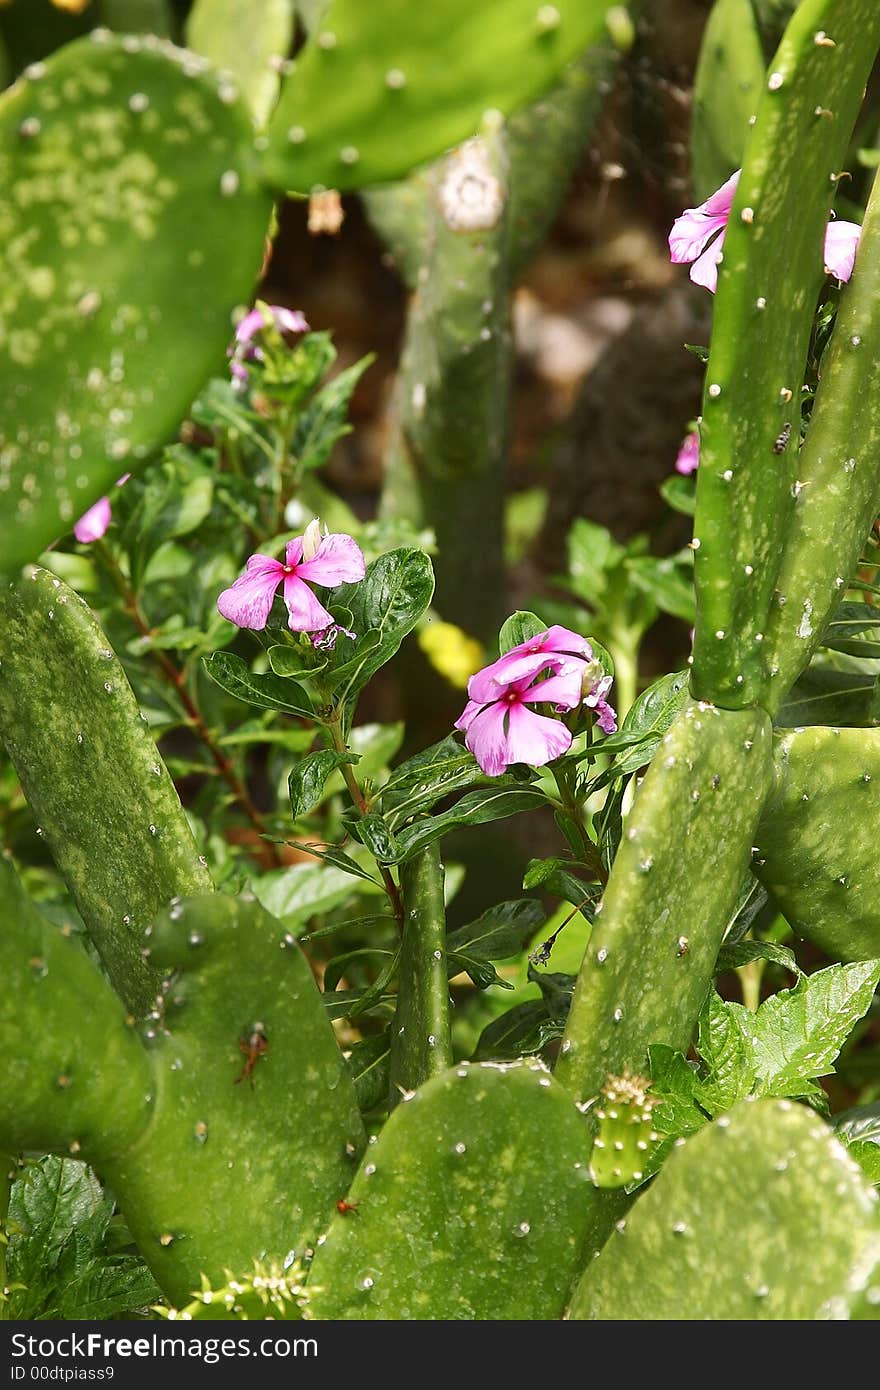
[73,474,130,544]
[455,663,584,776]
[669,170,861,293]
[456,625,617,774]
[675,431,700,476]
[228,301,309,383]
[216,522,365,634]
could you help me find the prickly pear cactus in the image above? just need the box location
[106,892,365,1303]
[556,699,773,1102]
[0,568,211,1015]
[262,0,625,191]
[589,1073,659,1189]
[161,1261,309,1320]
[306,1061,610,1320]
[692,0,766,199]
[0,877,365,1305]
[761,171,880,709]
[0,32,271,573]
[691,0,880,706]
[390,845,452,1100]
[569,1098,880,1319]
[754,727,880,961]
[185,0,294,125]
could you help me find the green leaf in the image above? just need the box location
[289,749,358,819]
[522,857,598,911]
[647,1045,709,1139]
[263,0,619,192]
[202,652,314,719]
[267,644,328,680]
[846,1140,880,1185]
[835,1102,880,1147]
[446,898,544,989]
[749,960,880,1097]
[659,474,696,518]
[471,1001,565,1061]
[186,0,295,125]
[715,938,801,976]
[251,857,383,924]
[5,1156,159,1320]
[322,548,435,711]
[378,734,535,829]
[592,670,690,785]
[291,355,374,473]
[345,1033,391,1114]
[498,609,546,654]
[694,991,755,1116]
[626,553,695,625]
[348,812,398,864]
[0,34,271,576]
[392,786,547,862]
[775,666,880,728]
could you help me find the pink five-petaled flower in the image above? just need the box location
[217,521,365,635]
[669,169,861,293]
[228,301,309,383]
[675,430,700,476]
[455,625,617,777]
[73,474,131,544]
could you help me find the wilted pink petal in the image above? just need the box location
[74,496,112,544]
[296,532,366,588]
[676,431,700,476]
[594,700,618,734]
[274,307,309,335]
[668,171,740,265]
[689,226,726,292]
[282,572,335,633]
[217,554,285,630]
[823,219,861,282]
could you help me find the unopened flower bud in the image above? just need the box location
[301,517,323,562]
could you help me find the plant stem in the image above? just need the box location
[389,844,451,1102]
[552,766,608,887]
[97,543,278,860]
[326,715,404,926]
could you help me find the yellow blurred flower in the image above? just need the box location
[418,620,484,691]
[51,0,92,11]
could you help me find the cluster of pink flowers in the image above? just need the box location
[217,519,365,646]
[228,301,309,384]
[456,626,616,777]
[668,168,861,294]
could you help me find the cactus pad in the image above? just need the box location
[569,1098,880,1319]
[306,1061,606,1320]
[0,32,271,574]
[755,726,880,961]
[0,568,211,1014]
[556,699,773,1102]
[263,0,624,191]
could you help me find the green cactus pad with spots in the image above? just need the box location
[0,32,271,574]
[0,568,211,1015]
[755,727,880,961]
[690,0,880,706]
[556,699,774,1102]
[186,0,295,126]
[761,172,880,710]
[0,856,151,1164]
[306,1061,605,1320]
[263,0,623,192]
[569,1098,880,1319]
[107,892,365,1304]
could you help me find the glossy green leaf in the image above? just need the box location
[392,785,547,862]
[203,651,314,718]
[288,749,357,819]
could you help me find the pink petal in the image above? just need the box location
[296,532,366,587]
[823,219,861,282]
[274,306,309,335]
[537,625,594,658]
[675,431,700,476]
[468,652,561,703]
[217,553,284,629]
[463,702,511,777]
[594,700,618,734]
[689,226,726,292]
[234,307,267,346]
[282,573,335,633]
[454,699,484,733]
[486,625,594,689]
[519,665,585,711]
[668,172,739,265]
[285,537,305,567]
[74,496,112,544]
[505,703,572,768]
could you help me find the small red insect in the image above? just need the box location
[235,1026,268,1087]
[336,1198,360,1216]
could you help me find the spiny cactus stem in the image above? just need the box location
[389,845,452,1100]
[325,711,404,926]
[97,541,279,862]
